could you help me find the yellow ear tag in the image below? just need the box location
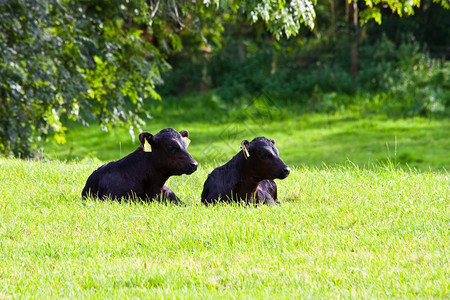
[143,139,152,152]
[183,137,191,147]
[242,145,250,159]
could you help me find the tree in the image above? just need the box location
[0,0,448,157]
[349,0,449,83]
[0,0,317,157]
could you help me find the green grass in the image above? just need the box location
[3,95,449,297]
[0,158,449,298]
[42,95,450,172]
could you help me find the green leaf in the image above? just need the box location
[359,7,382,25]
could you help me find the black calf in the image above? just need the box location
[201,137,290,205]
[81,128,197,203]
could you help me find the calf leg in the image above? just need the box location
[160,185,184,205]
[256,180,280,206]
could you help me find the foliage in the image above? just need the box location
[231,0,316,38]
[163,0,449,117]
[164,34,449,117]
[0,0,321,158]
[1,0,449,157]
[1,158,449,297]
[0,0,164,157]
[357,35,450,117]
[357,0,449,24]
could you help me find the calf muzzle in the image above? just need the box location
[184,161,198,174]
[277,166,291,179]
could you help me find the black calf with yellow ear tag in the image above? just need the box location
[144,139,152,152]
[179,130,191,148]
[241,140,250,159]
[183,137,191,147]
[139,132,154,153]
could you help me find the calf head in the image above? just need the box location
[139,128,198,176]
[241,137,290,180]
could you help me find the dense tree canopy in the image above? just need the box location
[0,0,448,157]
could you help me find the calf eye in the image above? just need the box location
[166,145,179,153]
[259,152,273,159]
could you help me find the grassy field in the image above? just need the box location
[0,158,449,298]
[2,95,449,297]
[42,95,450,172]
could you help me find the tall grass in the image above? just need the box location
[1,158,448,298]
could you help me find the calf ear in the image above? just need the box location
[270,139,276,145]
[180,130,189,138]
[241,140,250,159]
[179,130,191,147]
[139,132,154,145]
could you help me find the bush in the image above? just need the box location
[162,30,449,118]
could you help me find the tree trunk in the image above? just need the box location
[238,43,246,64]
[329,0,335,35]
[350,0,358,84]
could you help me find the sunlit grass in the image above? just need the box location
[4,94,449,297]
[1,158,448,298]
[43,96,449,171]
